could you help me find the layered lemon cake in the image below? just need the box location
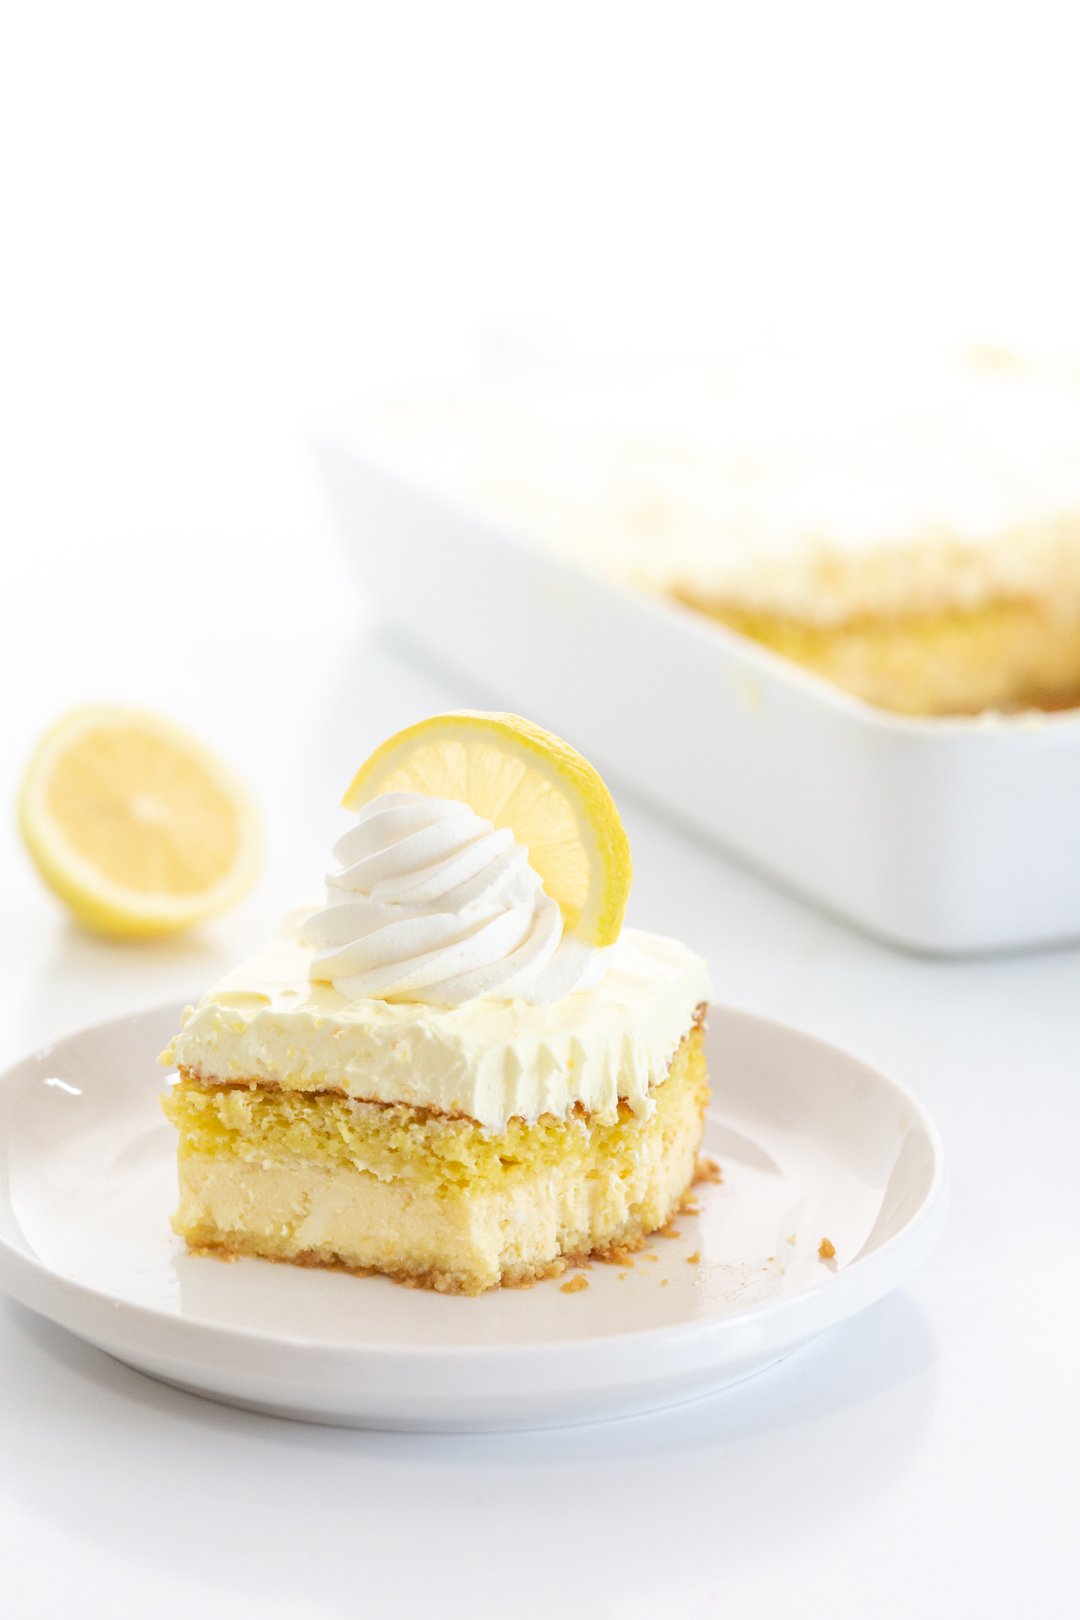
[161,713,712,1293]
[354,349,1080,715]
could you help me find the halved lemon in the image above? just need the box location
[19,706,260,938]
[342,711,631,944]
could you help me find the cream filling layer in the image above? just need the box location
[172,1108,701,1289]
[162,918,710,1131]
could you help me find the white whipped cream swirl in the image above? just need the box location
[304,792,609,1008]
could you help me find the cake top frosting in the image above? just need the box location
[161,713,710,1126]
[161,916,710,1130]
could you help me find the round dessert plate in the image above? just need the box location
[0,1002,946,1432]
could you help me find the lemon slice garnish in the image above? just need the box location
[19,706,260,938]
[343,711,632,945]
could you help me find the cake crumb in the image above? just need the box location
[595,1243,638,1267]
[786,1233,797,1245]
[818,1237,836,1261]
[560,1274,589,1294]
[686,1251,701,1264]
[619,1272,631,1280]
[660,1278,669,1287]
[694,1155,724,1186]
[640,1252,660,1263]
[657,1221,681,1239]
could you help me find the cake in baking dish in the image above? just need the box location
[161,712,711,1294]
[353,348,1080,715]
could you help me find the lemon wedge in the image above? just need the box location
[19,706,260,938]
[343,711,631,945]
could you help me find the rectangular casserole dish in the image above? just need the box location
[317,437,1080,956]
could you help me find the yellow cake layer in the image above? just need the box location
[686,595,1080,716]
[165,1025,708,1293]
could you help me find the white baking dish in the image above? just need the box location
[317,438,1080,956]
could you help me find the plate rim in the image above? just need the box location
[0,998,948,1366]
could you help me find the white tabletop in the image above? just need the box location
[2,481,1076,1618]
[5,6,1080,1605]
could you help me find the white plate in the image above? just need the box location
[0,1002,946,1432]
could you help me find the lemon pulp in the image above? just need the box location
[19,706,260,937]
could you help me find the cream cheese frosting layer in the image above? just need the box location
[161,919,710,1131]
[349,348,1080,625]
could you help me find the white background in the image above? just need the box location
[2,4,1079,1615]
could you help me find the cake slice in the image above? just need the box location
[162,923,708,1293]
[161,712,712,1293]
